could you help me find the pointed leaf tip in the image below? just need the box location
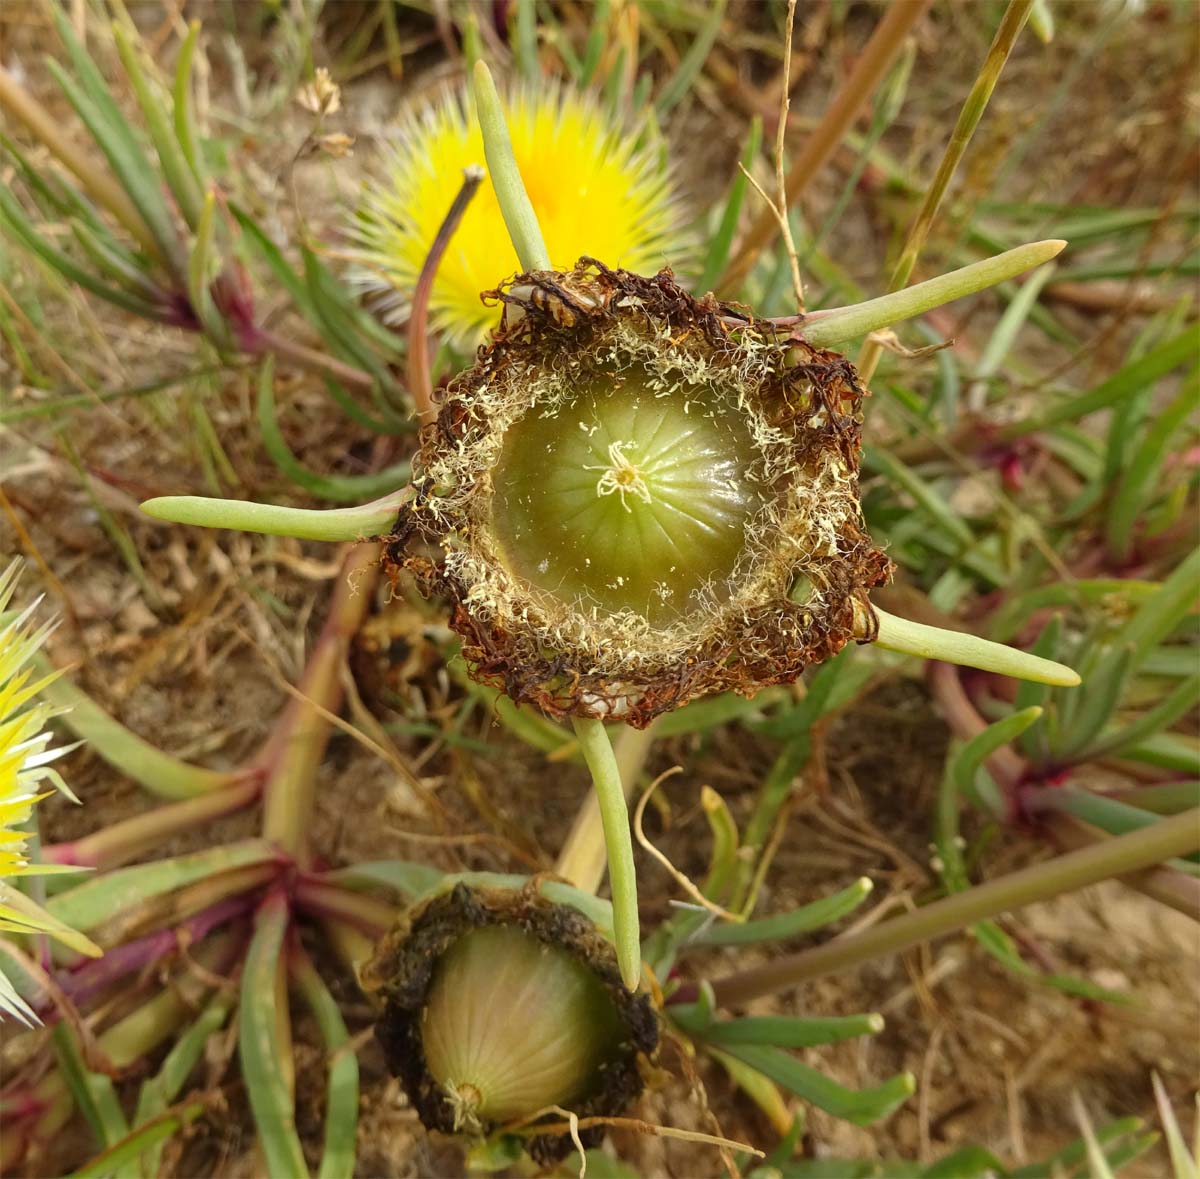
[804,238,1072,349]
[867,607,1082,687]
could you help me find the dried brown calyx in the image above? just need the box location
[388,258,892,727]
[362,883,657,1162]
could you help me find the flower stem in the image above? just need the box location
[801,239,1066,350]
[408,165,485,423]
[140,490,408,540]
[707,808,1200,1006]
[471,60,551,271]
[865,604,1080,687]
[572,716,641,990]
[556,723,657,894]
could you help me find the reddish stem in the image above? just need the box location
[926,660,1028,801]
[293,876,396,935]
[407,166,484,425]
[43,773,262,869]
[46,895,253,1015]
[258,543,381,865]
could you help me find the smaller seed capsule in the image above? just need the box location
[362,884,657,1162]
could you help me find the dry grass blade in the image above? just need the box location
[633,766,740,921]
[718,0,931,294]
[857,0,1036,382]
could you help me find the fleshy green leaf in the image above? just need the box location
[53,1023,129,1150]
[239,893,308,1179]
[1003,326,1198,438]
[690,878,874,947]
[35,658,237,800]
[293,954,359,1179]
[718,1042,914,1125]
[133,994,233,1176]
[256,357,410,501]
[697,116,762,293]
[69,1102,207,1179]
[0,184,165,317]
[48,839,277,933]
[1106,370,1199,561]
[111,20,204,230]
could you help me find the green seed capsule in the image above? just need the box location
[491,369,768,625]
[421,924,624,1129]
[391,260,892,726]
[363,884,657,1162]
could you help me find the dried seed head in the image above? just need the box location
[389,259,892,726]
[363,884,656,1162]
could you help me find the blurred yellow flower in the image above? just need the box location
[351,83,683,351]
[0,560,99,1023]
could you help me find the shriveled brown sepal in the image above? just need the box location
[385,259,891,726]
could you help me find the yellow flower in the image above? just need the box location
[0,560,99,1023]
[351,83,683,351]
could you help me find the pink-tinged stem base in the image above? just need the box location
[43,774,262,870]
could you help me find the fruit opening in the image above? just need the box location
[490,367,770,625]
[365,884,658,1162]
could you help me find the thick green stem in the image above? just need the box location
[710,809,1200,1005]
[866,604,1080,687]
[141,490,408,541]
[471,60,551,271]
[556,722,657,893]
[801,240,1065,349]
[857,0,1035,381]
[572,717,641,990]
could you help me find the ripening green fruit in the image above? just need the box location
[391,260,891,726]
[421,924,624,1130]
[363,885,657,1161]
[492,368,769,626]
